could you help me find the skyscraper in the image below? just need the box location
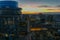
[0,0,22,40]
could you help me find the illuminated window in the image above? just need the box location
[8,21,14,25]
[19,22,27,27]
[3,18,7,25]
[4,21,7,25]
[7,17,15,25]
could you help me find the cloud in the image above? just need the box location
[56,5,60,7]
[37,5,50,7]
[37,5,60,8]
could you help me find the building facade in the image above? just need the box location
[0,1,23,40]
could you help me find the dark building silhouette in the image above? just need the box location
[0,1,23,40]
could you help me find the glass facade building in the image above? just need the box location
[0,1,23,40]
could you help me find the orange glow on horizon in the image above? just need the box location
[22,9,60,14]
[20,6,60,14]
[22,11,40,14]
[46,9,60,12]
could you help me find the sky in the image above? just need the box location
[0,0,60,14]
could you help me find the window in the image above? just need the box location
[7,17,14,25]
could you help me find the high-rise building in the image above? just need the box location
[0,0,22,40]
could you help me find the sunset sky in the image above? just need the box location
[17,0,60,14]
[1,0,60,14]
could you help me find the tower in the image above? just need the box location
[0,0,22,40]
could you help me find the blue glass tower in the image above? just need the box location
[0,0,22,40]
